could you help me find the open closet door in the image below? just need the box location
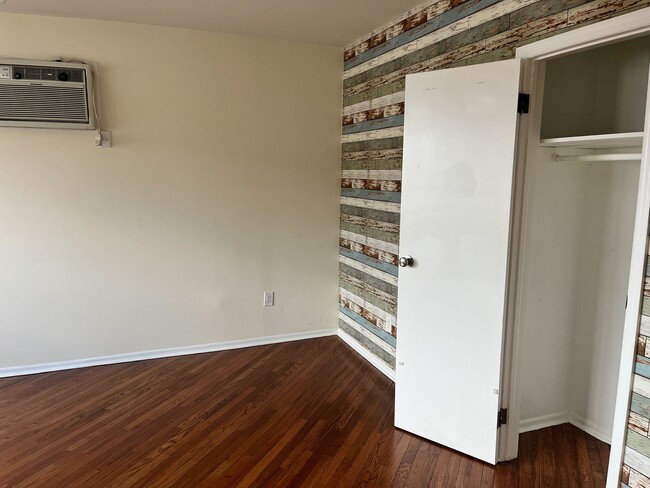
[395,59,523,465]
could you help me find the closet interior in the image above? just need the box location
[516,35,650,443]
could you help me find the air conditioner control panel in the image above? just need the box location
[0,65,85,82]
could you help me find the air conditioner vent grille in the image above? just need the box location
[0,83,88,123]
[0,58,94,129]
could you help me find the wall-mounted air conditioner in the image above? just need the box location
[0,58,95,130]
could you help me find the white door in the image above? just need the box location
[395,59,523,465]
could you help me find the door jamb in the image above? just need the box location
[498,56,544,463]
[500,9,650,487]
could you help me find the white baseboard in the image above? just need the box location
[0,328,338,379]
[569,412,612,444]
[337,328,396,381]
[519,411,570,433]
[519,411,612,444]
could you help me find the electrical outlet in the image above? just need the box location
[99,130,112,148]
[263,291,274,307]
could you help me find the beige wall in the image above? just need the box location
[0,13,342,368]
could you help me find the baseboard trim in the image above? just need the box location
[519,411,611,444]
[519,412,570,433]
[569,412,611,444]
[337,328,396,381]
[0,328,338,379]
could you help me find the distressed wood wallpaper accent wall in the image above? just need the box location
[339,1,650,483]
[622,253,650,487]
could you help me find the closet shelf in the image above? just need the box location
[539,132,644,149]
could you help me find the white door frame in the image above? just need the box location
[501,9,650,487]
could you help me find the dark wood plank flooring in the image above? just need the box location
[0,337,609,487]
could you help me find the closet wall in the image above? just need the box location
[517,146,639,437]
[541,38,650,138]
[570,163,639,435]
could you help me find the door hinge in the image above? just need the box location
[517,93,530,114]
[497,408,508,428]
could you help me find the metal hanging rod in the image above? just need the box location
[553,153,642,163]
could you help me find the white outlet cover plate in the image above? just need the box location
[100,130,112,148]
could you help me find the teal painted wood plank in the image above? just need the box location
[340,204,401,224]
[627,429,650,458]
[510,0,589,28]
[342,136,403,153]
[631,392,650,419]
[339,320,396,367]
[339,275,397,314]
[465,46,515,66]
[342,115,405,135]
[344,38,446,90]
[339,306,397,347]
[637,355,650,379]
[339,262,398,296]
[339,247,399,277]
[341,213,400,234]
[446,16,510,51]
[342,159,402,171]
[344,0,502,71]
[340,221,400,245]
[343,79,405,107]
[341,188,401,203]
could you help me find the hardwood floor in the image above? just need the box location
[0,337,609,487]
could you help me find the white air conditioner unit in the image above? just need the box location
[0,58,95,130]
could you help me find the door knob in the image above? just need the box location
[399,256,414,267]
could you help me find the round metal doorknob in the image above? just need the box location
[399,256,414,267]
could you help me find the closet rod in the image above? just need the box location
[553,153,642,163]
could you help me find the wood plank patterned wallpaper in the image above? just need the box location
[623,255,650,486]
[337,0,650,484]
